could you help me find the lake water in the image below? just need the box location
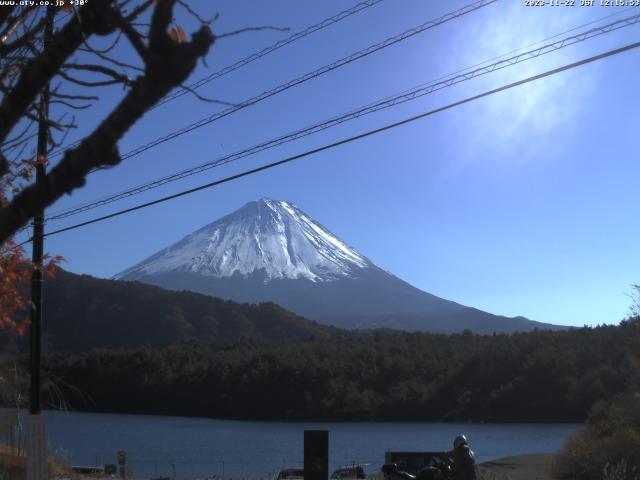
[31,410,580,478]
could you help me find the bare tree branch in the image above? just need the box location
[216,26,289,39]
[62,63,133,85]
[1,14,47,56]
[50,87,99,101]
[124,0,154,22]
[47,112,76,148]
[78,36,145,73]
[47,114,74,150]
[115,13,148,61]
[0,0,120,144]
[0,6,16,31]
[177,81,237,106]
[177,0,219,26]
[50,99,92,110]
[58,70,125,87]
[0,0,215,243]
[78,29,122,54]
[0,7,34,44]
[1,118,36,149]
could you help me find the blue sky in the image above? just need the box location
[21,0,640,327]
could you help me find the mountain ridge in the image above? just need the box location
[115,198,564,334]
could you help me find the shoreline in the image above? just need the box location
[0,451,559,480]
[22,407,585,425]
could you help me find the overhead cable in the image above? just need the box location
[46,0,388,153]
[47,0,497,161]
[154,0,387,109]
[46,12,640,222]
[32,39,640,241]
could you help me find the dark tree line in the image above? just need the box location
[0,269,339,352]
[2,318,638,423]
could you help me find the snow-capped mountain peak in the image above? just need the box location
[115,198,370,283]
[113,198,553,334]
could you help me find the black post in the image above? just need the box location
[27,9,52,480]
[28,6,52,418]
[304,430,328,480]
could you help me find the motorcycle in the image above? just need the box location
[381,455,454,480]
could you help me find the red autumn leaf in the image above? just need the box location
[46,260,60,278]
[0,237,62,335]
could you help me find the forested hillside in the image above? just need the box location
[0,269,338,352]
[6,318,636,423]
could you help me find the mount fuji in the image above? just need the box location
[115,198,560,333]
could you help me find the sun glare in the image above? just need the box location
[450,2,599,160]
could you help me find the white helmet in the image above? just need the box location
[453,435,468,449]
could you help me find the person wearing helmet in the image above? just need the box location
[443,435,477,480]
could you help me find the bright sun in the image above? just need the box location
[448,1,600,160]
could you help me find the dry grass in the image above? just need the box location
[0,445,76,480]
[550,428,640,480]
[551,393,640,480]
[602,460,639,480]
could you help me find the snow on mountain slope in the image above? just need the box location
[114,198,562,333]
[115,198,370,283]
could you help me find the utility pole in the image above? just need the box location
[27,7,53,480]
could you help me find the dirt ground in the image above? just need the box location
[478,453,556,480]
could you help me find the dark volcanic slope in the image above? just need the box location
[36,269,338,351]
[139,266,561,334]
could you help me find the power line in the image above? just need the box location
[154,0,387,109]
[47,0,497,163]
[383,5,636,101]
[45,12,640,222]
[34,39,640,241]
[46,0,387,157]
[46,11,639,220]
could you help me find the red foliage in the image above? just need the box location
[0,239,31,334]
[1,157,62,335]
[0,240,62,335]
